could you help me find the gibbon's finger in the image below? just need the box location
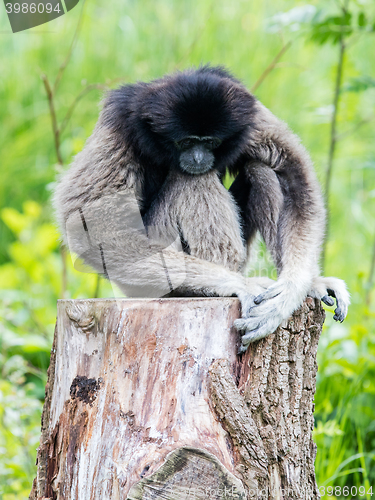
[234,318,251,332]
[254,285,282,305]
[241,323,274,345]
[244,317,265,331]
[333,299,347,322]
[244,303,279,318]
[327,288,347,322]
[333,310,343,322]
[234,316,264,333]
[327,281,350,322]
[322,295,335,307]
[238,294,257,318]
[233,318,267,332]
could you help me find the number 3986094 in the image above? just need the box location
[319,485,373,497]
[5,3,61,14]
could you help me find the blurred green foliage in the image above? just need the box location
[0,0,374,498]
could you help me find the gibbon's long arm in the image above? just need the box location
[54,119,257,305]
[231,101,349,349]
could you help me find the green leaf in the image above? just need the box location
[1,208,27,235]
[344,76,375,92]
[358,12,366,28]
[310,12,353,45]
[22,201,41,219]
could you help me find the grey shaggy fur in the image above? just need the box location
[54,67,349,351]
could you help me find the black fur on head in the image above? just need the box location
[102,66,256,175]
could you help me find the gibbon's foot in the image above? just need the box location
[235,276,350,352]
[235,313,284,352]
[235,276,276,336]
[235,279,300,352]
[309,276,350,323]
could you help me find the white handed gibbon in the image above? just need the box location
[54,66,349,352]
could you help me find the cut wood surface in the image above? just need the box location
[30,297,324,500]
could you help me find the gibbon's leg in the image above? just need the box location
[143,170,246,273]
[143,170,276,302]
[60,187,256,301]
[230,102,349,350]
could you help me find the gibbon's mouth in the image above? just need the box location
[180,162,214,175]
[179,149,215,175]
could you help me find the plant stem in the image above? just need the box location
[53,0,86,94]
[41,74,63,165]
[251,41,292,93]
[321,35,346,272]
[59,78,125,136]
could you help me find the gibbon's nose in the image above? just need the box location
[193,149,204,164]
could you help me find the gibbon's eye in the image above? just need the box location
[205,137,222,151]
[176,138,193,150]
[176,136,222,151]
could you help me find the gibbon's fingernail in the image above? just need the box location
[254,296,263,305]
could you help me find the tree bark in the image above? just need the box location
[30,297,324,500]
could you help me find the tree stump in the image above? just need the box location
[29,297,324,500]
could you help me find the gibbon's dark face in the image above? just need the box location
[175,135,222,175]
[103,66,257,175]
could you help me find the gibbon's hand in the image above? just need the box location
[235,276,350,352]
[234,279,305,352]
[235,276,276,321]
[309,276,350,323]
